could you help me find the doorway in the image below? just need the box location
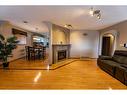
[101,36,111,56]
[100,30,117,56]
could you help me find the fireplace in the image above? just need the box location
[52,44,70,64]
[58,50,66,61]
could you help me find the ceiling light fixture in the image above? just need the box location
[89,7,101,20]
[64,24,73,29]
[89,7,94,16]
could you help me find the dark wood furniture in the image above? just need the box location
[25,46,46,60]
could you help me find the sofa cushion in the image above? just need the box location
[99,56,112,60]
[100,60,120,76]
[115,66,126,83]
[121,64,127,68]
[112,55,125,64]
[114,50,127,56]
[120,56,127,65]
[101,60,120,67]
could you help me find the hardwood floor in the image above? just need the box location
[0,59,127,89]
[0,58,76,70]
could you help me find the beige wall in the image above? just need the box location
[99,20,127,50]
[52,24,99,59]
[52,24,70,44]
[0,21,33,61]
[70,30,99,58]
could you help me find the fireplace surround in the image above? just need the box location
[52,44,70,64]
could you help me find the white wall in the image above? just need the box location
[70,30,99,58]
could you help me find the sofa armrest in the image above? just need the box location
[121,64,127,68]
[98,55,112,60]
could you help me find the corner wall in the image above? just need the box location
[70,30,99,58]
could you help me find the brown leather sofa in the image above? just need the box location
[97,50,127,85]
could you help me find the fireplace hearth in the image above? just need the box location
[58,50,66,61]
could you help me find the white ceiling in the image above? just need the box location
[0,6,127,33]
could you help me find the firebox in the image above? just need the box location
[58,50,66,61]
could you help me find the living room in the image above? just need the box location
[0,6,100,69]
[0,2,127,93]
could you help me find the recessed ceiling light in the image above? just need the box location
[23,21,28,24]
[35,28,38,30]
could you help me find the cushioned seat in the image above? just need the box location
[97,50,127,86]
[101,60,120,67]
[115,66,126,83]
[100,60,120,76]
[124,70,127,85]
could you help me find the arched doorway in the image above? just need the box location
[101,33,115,56]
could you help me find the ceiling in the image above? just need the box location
[0,6,127,33]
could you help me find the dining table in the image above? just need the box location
[26,46,45,60]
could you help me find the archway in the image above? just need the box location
[99,30,117,56]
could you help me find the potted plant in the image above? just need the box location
[0,34,19,68]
